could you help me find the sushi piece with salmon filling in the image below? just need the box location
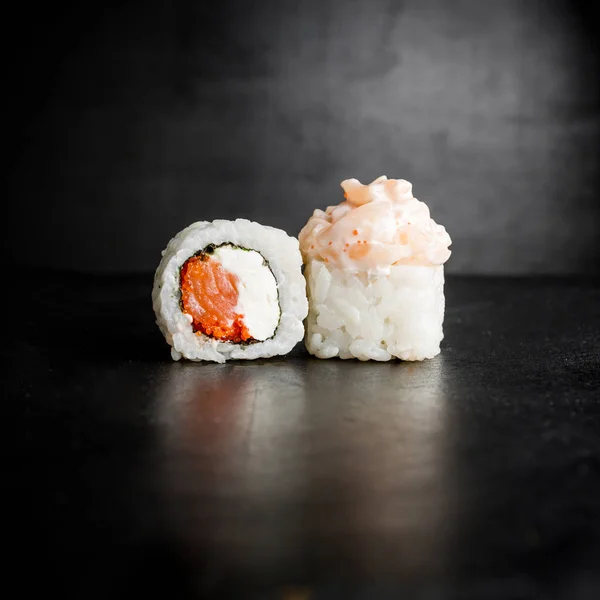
[153,219,308,362]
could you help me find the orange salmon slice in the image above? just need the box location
[180,253,253,343]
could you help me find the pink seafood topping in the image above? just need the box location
[298,176,452,270]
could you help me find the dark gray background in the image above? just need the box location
[6,0,599,275]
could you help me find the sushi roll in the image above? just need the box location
[298,176,452,361]
[153,219,308,362]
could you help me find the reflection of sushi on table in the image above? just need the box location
[152,219,307,362]
[299,176,452,361]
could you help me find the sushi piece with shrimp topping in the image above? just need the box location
[298,176,452,361]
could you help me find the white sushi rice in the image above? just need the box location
[304,260,445,361]
[152,219,308,362]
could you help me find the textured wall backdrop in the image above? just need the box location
[5,0,599,274]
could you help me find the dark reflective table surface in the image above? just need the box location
[5,271,600,599]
